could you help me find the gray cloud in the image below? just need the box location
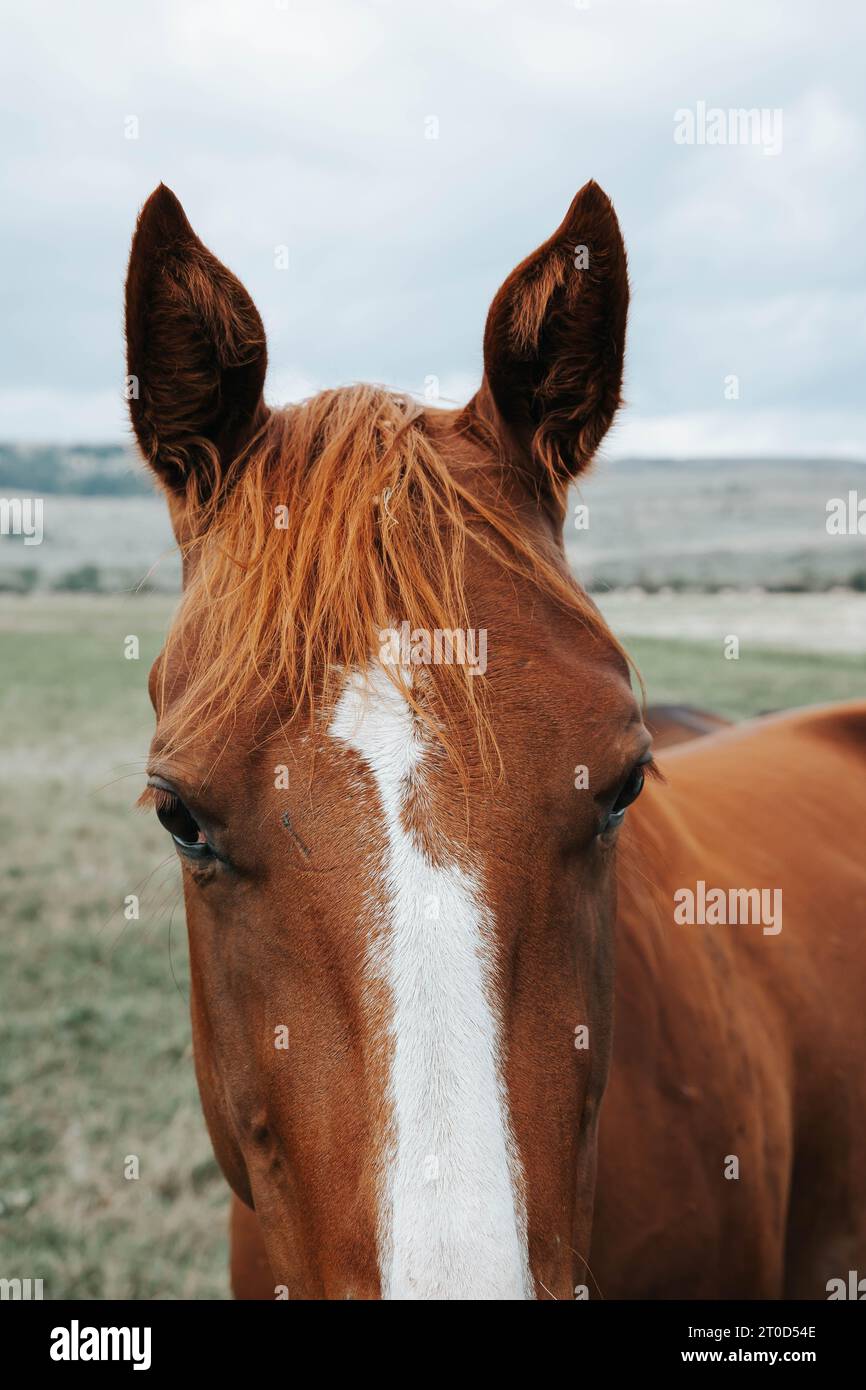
[1,0,864,454]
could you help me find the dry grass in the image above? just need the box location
[0,593,229,1299]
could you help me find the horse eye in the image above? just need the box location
[601,763,647,835]
[153,789,211,858]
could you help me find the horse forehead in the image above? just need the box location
[329,666,423,787]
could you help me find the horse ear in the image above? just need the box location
[125,184,268,499]
[480,180,628,497]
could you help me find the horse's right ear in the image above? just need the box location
[479,180,629,504]
[125,184,268,500]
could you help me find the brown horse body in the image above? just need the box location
[124,181,866,1299]
[595,703,866,1298]
[645,703,731,749]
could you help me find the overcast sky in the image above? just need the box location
[1,0,864,456]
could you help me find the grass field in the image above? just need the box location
[0,594,228,1299]
[1,593,863,1300]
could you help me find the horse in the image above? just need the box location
[645,703,731,750]
[125,181,866,1300]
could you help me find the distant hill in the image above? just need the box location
[0,443,152,496]
[0,446,864,595]
[568,454,866,592]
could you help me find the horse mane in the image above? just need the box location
[156,384,628,775]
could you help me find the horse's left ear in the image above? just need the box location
[480,180,628,497]
[125,184,268,500]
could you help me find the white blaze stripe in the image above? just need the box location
[330,667,532,1300]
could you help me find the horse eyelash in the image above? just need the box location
[136,785,180,815]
